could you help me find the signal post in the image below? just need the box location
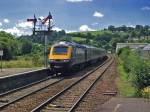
[27,12,53,68]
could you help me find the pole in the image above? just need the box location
[44,34,48,68]
[48,12,51,31]
[1,56,2,72]
[33,14,36,35]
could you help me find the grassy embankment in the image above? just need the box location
[1,55,44,68]
[117,58,137,97]
[117,48,150,98]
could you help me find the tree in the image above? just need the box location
[0,41,13,60]
[135,25,143,31]
[108,25,115,32]
[21,40,32,54]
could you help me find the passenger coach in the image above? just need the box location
[48,41,106,72]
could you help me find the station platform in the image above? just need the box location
[95,97,150,112]
[0,68,42,77]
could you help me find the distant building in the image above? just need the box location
[140,44,150,59]
[116,43,150,59]
[116,43,148,53]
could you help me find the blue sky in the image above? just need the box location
[0,0,150,35]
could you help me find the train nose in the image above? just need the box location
[49,59,70,63]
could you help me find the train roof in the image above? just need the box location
[53,41,105,50]
[53,41,86,48]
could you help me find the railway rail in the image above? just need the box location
[31,56,113,112]
[0,74,54,97]
[0,76,63,110]
[0,56,111,112]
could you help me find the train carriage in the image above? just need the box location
[48,41,107,72]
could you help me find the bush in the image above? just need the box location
[118,47,150,97]
[32,54,41,66]
[2,60,33,68]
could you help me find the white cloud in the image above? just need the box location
[3,19,10,23]
[1,27,22,36]
[79,25,95,32]
[0,25,32,36]
[66,30,77,33]
[91,22,99,26]
[93,11,104,18]
[141,6,150,11]
[38,16,45,20]
[17,21,33,29]
[0,22,2,26]
[127,22,135,28]
[66,0,93,2]
[52,27,62,32]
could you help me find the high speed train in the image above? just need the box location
[48,41,107,72]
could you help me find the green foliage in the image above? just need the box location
[32,43,43,53]
[68,25,150,52]
[32,53,42,66]
[21,40,33,54]
[118,48,150,97]
[117,62,137,97]
[0,31,18,60]
[2,60,34,68]
[0,31,44,59]
[0,24,150,67]
[68,31,127,51]
[19,30,66,45]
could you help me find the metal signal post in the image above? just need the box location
[0,50,3,72]
[27,12,53,68]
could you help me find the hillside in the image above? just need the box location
[1,25,150,60]
[67,25,150,52]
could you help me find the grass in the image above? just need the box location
[117,59,137,97]
[1,59,43,68]
[70,31,102,36]
[71,37,86,42]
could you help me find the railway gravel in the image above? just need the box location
[1,77,79,112]
[32,57,113,112]
[0,59,105,112]
[0,77,62,108]
[75,57,117,112]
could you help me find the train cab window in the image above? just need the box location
[53,46,68,54]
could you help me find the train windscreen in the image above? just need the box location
[53,46,68,54]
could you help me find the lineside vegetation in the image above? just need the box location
[117,47,150,97]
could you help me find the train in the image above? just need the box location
[48,41,107,72]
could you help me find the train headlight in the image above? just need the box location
[50,59,55,62]
[63,60,69,62]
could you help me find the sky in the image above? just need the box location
[0,0,150,36]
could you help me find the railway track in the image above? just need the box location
[31,56,113,112]
[0,56,111,112]
[0,76,63,110]
[0,74,56,97]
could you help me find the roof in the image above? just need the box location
[117,43,148,45]
[53,41,101,49]
[54,41,86,48]
[143,44,150,51]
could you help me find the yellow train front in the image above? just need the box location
[48,41,107,72]
[48,42,73,71]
